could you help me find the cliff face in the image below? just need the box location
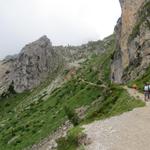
[0,36,63,96]
[111,0,150,83]
[12,36,64,93]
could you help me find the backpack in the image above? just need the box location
[144,85,149,91]
[148,85,150,91]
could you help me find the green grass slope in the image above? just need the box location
[0,35,145,150]
[128,66,150,91]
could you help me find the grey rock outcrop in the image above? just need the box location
[12,35,63,93]
[0,59,14,96]
[111,0,150,83]
[0,36,63,96]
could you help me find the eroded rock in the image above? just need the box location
[0,36,64,96]
[111,0,150,83]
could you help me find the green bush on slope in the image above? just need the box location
[64,106,80,126]
[57,126,84,150]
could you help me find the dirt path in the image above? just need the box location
[83,87,150,150]
[80,78,106,88]
[123,86,145,102]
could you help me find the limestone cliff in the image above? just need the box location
[0,36,63,96]
[111,0,150,83]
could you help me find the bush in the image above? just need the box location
[64,106,79,126]
[57,127,83,150]
[5,103,10,107]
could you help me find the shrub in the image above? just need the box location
[57,127,83,150]
[64,106,79,126]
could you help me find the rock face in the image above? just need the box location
[0,56,16,96]
[0,36,63,96]
[111,0,150,83]
[12,36,63,93]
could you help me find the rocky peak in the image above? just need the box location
[0,36,63,96]
[20,35,52,54]
[13,36,60,92]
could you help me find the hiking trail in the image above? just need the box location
[83,86,150,150]
[123,86,145,102]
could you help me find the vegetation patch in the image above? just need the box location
[128,66,150,91]
[57,127,84,150]
[82,85,145,123]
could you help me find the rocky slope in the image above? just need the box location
[0,35,121,150]
[0,36,63,96]
[0,36,106,97]
[111,0,150,83]
[0,36,107,96]
[54,40,105,63]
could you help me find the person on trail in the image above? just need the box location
[148,83,150,100]
[144,83,149,101]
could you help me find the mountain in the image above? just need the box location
[0,36,64,97]
[111,0,150,83]
[0,34,145,150]
[0,36,105,98]
[0,0,149,150]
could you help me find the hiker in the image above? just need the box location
[144,83,149,101]
[148,83,150,100]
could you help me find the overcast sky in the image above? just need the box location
[0,0,121,59]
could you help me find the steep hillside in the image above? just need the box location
[0,36,106,98]
[111,0,150,83]
[0,35,144,150]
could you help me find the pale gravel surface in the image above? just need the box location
[83,87,150,150]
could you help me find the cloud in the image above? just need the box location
[0,0,121,59]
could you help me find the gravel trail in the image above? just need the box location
[83,87,150,150]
